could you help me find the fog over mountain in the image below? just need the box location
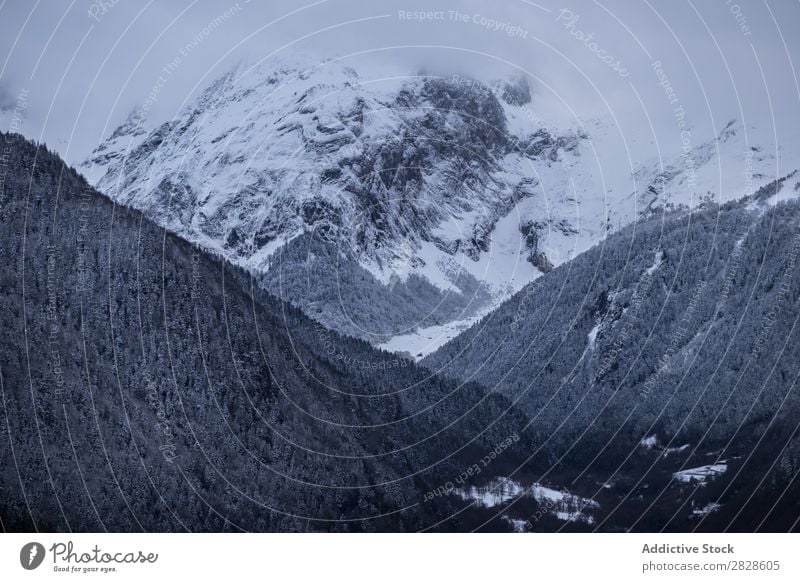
[2,1,799,164]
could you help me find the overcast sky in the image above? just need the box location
[1,0,799,165]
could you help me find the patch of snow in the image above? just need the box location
[763,180,800,207]
[376,306,492,360]
[502,516,529,532]
[454,196,541,297]
[663,444,690,456]
[414,241,465,293]
[640,435,659,449]
[455,477,524,508]
[587,321,601,347]
[673,463,727,484]
[645,250,664,276]
[692,502,721,517]
[555,511,595,525]
[454,477,599,525]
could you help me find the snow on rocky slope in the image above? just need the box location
[81,54,797,353]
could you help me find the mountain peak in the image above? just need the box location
[80,57,797,353]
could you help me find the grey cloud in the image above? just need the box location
[0,0,798,164]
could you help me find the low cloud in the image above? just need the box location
[0,0,797,165]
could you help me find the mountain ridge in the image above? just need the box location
[82,57,800,357]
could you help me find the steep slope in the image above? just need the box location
[0,132,537,532]
[424,177,800,450]
[423,180,800,530]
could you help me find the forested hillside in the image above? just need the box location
[2,132,798,532]
[426,184,800,451]
[0,133,531,532]
[424,186,800,530]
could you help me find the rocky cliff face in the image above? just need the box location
[79,58,599,349]
[82,56,797,354]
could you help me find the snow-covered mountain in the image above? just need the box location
[8,130,800,532]
[81,55,797,354]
